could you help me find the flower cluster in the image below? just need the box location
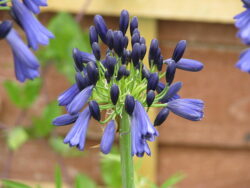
[234,0,250,73]
[53,10,204,157]
[0,0,54,82]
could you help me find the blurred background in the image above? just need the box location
[1,0,250,187]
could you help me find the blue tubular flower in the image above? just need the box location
[133,101,159,141]
[58,84,80,106]
[6,28,40,82]
[164,58,203,72]
[100,120,116,154]
[67,85,93,114]
[234,1,250,45]
[23,0,47,14]
[52,113,79,126]
[64,107,91,150]
[11,0,54,50]
[167,99,204,121]
[131,114,151,157]
[94,15,108,44]
[236,48,250,72]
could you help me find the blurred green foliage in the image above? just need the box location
[4,79,41,109]
[38,12,91,83]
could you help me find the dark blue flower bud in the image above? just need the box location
[117,65,127,80]
[106,29,114,49]
[113,30,124,56]
[156,82,165,93]
[86,61,99,84]
[125,69,130,76]
[146,90,155,107]
[105,71,111,83]
[149,39,159,66]
[132,28,140,35]
[147,72,159,91]
[154,108,169,126]
[123,36,128,49]
[131,43,141,67]
[119,9,129,35]
[92,42,101,60]
[106,56,117,76]
[157,55,163,71]
[53,113,79,126]
[126,50,132,62]
[72,48,84,71]
[89,100,101,121]
[165,60,176,85]
[125,95,135,115]
[121,49,127,64]
[172,40,186,62]
[110,84,119,105]
[140,44,147,60]
[94,15,108,44]
[89,25,98,45]
[131,33,140,47]
[130,16,138,36]
[140,37,146,44]
[75,72,90,90]
[0,20,12,39]
[142,65,150,79]
[160,82,182,103]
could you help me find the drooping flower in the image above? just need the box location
[0,0,53,82]
[53,10,204,157]
[11,0,54,50]
[100,120,116,154]
[3,26,40,82]
[64,107,91,150]
[52,113,79,126]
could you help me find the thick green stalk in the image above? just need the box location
[119,110,134,188]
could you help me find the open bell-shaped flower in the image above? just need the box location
[64,107,91,150]
[11,0,54,50]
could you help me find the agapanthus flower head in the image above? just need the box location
[53,10,204,156]
[0,0,53,82]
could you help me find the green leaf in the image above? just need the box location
[100,147,122,188]
[4,79,41,109]
[37,12,91,83]
[2,179,31,188]
[54,165,62,188]
[7,127,29,151]
[74,174,97,188]
[160,173,185,188]
[49,137,84,157]
[28,102,61,138]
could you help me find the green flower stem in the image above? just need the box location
[0,6,10,10]
[119,110,134,188]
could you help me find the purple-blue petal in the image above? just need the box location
[100,120,116,154]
